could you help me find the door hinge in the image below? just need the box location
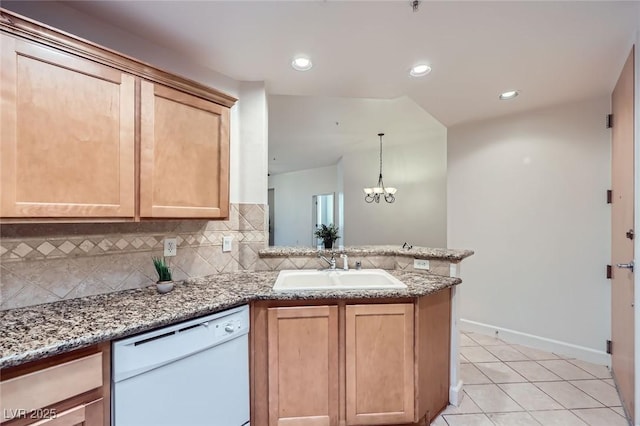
[627,229,635,240]
[606,265,612,279]
[607,114,613,128]
[606,340,612,354]
[607,189,612,204]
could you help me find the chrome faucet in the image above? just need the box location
[318,252,336,270]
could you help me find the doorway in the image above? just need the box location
[312,193,335,247]
[611,46,635,423]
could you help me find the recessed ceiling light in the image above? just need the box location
[499,90,519,100]
[409,64,431,77]
[291,56,312,71]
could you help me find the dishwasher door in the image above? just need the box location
[112,305,250,426]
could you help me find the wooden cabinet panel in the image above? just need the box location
[267,306,339,426]
[140,81,230,219]
[345,304,414,425]
[0,35,135,218]
[416,289,451,422]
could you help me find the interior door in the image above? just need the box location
[611,46,635,422]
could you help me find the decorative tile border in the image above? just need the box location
[0,204,266,262]
[0,204,268,310]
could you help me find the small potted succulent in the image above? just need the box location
[314,223,340,249]
[153,257,174,294]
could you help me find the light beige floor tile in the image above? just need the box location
[572,408,629,426]
[534,381,603,409]
[475,362,527,383]
[568,359,612,379]
[460,354,471,363]
[442,413,495,426]
[461,334,479,347]
[486,345,530,361]
[461,363,492,385]
[603,378,615,387]
[506,361,562,382]
[611,406,627,417]
[538,360,596,380]
[430,414,448,426]
[511,344,560,360]
[463,384,523,412]
[530,409,588,426]
[442,391,484,415]
[460,346,500,363]
[570,380,623,407]
[487,412,541,426]
[499,382,563,410]
[468,333,504,346]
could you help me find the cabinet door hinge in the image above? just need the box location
[607,114,613,128]
[607,190,612,204]
[606,265,612,279]
[606,340,612,354]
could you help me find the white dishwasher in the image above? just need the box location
[112,305,250,426]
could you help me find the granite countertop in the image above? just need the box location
[259,245,474,261]
[0,270,460,369]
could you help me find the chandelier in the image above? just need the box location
[364,133,397,203]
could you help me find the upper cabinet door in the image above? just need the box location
[0,35,135,218]
[140,81,230,219]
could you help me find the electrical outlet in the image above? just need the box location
[222,236,233,252]
[414,259,429,270]
[164,238,177,257]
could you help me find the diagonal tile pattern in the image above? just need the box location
[0,204,269,310]
[433,331,628,426]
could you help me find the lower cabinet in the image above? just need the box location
[251,293,451,426]
[0,345,109,426]
[267,306,339,426]
[345,304,414,425]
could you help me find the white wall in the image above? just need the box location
[4,1,267,205]
[448,97,611,363]
[236,82,268,204]
[343,136,448,247]
[268,166,339,246]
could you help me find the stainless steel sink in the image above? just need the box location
[273,269,407,292]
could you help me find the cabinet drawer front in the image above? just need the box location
[0,353,102,421]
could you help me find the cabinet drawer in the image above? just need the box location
[0,353,102,421]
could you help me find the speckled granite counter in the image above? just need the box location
[259,245,474,261]
[0,270,460,369]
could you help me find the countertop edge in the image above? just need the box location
[258,245,475,261]
[0,273,460,369]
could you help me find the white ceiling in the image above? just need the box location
[20,1,639,174]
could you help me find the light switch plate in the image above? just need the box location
[163,238,177,257]
[450,263,458,277]
[222,236,233,252]
[414,259,429,270]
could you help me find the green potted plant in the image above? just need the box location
[153,257,174,294]
[314,223,340,249]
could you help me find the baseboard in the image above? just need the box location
[460,319,611,366]
[449,379,463,406]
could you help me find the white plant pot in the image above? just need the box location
[156,281,174,294]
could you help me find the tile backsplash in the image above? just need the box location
[0,203,268,310]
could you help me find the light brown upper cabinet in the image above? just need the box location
[0,9,236,221]
[140,82,229,218]
[0,34,135,218]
